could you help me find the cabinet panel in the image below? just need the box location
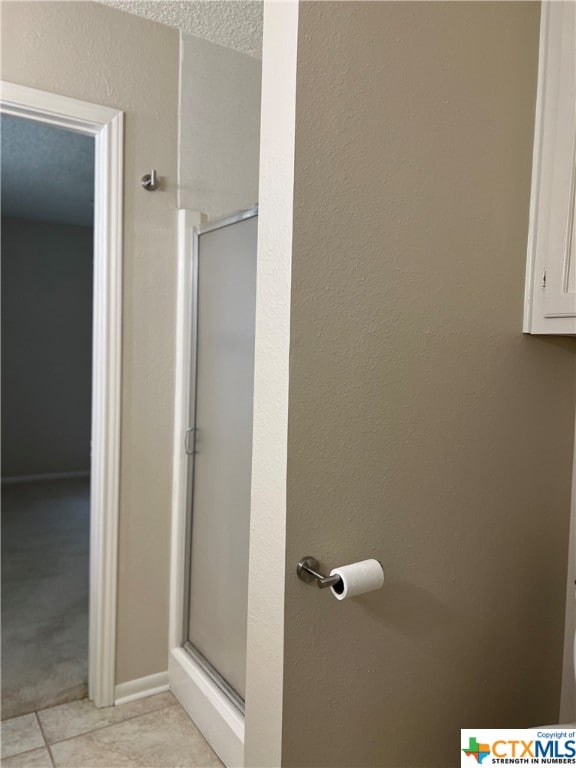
[524,1,576,335]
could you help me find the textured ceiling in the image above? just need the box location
[1,115,95,227]
[100,1,263,58]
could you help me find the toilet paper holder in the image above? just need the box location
[297,556,342,589]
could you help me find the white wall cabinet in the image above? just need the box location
[524,1,576,335]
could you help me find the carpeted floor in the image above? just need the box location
[1,477,90,719]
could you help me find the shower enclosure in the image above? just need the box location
[170,207,258,766]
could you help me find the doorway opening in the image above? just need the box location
[0,81,123,713]
[1,114,95,717]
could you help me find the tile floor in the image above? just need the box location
[1,692,223,768]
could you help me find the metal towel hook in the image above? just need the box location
[297,556,342,589]
[141,169,158,191]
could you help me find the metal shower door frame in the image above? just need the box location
[182,206,258,716]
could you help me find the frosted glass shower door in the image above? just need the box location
[185,211,257,705]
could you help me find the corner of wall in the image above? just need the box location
[243,2,298,766]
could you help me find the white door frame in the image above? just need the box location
[0,81,123,708]
[169,210,200,655]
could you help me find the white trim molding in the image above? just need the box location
[243,1,298,763]
[114,671,169,706]
[170,649,244,768]
[0,81,123,709]
[169,209,202,652]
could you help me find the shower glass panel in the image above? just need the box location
[185,211,257,706]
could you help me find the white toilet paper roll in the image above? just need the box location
[329,559,384,600]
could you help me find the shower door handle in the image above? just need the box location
[184,427,196,455]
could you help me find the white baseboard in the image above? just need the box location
[2,470,90,485]
[114,671,169,706]
[170,648,244,768]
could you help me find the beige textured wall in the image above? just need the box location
[0,1,179,684]
[560,439,576,722]
[179,32,261,219]
[2,218,93,477]
[281,2,576,766]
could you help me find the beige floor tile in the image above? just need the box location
[50,705,222,768]
[38,692,175,745]
[1,747,53,767]
[1,715,45,759]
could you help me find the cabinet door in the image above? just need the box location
[524,1,576,334]
[544,176,575,321]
